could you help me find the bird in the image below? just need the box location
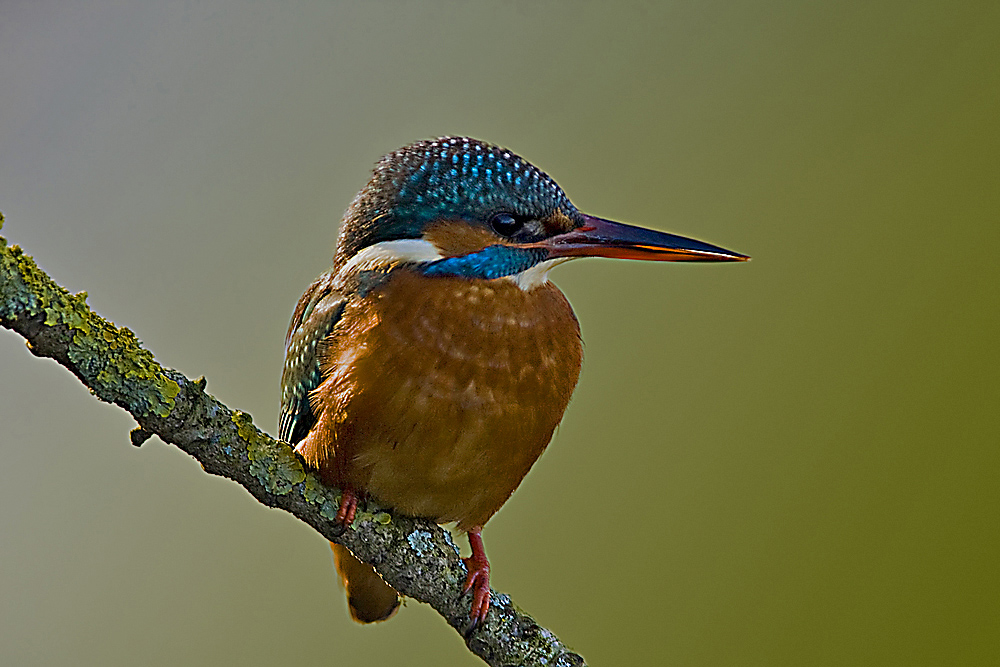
[279,136,747,627]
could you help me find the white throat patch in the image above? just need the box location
[341,238,569,292]
[506,257,572,291]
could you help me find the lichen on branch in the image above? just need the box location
[0,217,586,667]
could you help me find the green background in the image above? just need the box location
[1,2,997,665]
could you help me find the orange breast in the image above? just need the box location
[300,269,582,530]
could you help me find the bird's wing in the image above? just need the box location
[279,270,347,445]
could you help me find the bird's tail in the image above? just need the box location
[330,542,400,623]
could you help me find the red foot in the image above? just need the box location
[462,528,491,627]
[335,488,359,526]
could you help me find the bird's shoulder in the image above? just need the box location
[279,270,347,444]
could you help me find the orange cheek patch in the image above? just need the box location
[542,208,577,236]
[423,220,504,257]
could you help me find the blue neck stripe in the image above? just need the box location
[421,245,548,280]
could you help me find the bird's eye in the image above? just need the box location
[490,213,523,237]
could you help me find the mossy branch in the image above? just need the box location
[0,215,586,667]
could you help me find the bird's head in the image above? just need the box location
[334,137,747,289]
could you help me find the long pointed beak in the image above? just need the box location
[542,214,749,262]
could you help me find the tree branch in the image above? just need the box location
[0,215,586,667]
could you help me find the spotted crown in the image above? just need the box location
[334,137,582,268]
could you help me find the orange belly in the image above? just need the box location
[299,269,582,530]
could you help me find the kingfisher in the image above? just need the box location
[279,136,747,627]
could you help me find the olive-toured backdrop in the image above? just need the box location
[1,2,997,665]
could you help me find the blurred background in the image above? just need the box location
[1,2,997,665]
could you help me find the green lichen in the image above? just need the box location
[2,242,44,314]
[302,475,340,520]
[66,319,180,417]
[1,238,178,418]
[237,411,305,494]
[43,290,91,334]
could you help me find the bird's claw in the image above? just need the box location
[335,488,359,526]
[462,532,491,629]
[462,557,490,628]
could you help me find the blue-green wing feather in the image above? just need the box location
[279,270,346,445]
